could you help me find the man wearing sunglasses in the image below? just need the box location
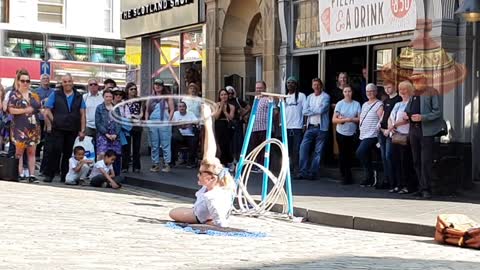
[33,74,54,176]
[43,73,87,183]
[83,79,104,155]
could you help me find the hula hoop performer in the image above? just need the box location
[169,104,235,227]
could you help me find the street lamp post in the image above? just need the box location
[456,0,480,182]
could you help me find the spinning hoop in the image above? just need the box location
[110,95,217,127]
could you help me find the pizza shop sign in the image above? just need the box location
[319,0,417,42]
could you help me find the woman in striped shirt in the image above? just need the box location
[356,83,384,187]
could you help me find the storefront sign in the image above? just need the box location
[319,0,417,42]
[121,0,194,20]
[120,0,205,38]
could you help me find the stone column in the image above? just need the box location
[204,0,219,101]
[261,0,280,93]
[140,37,153,97]
[278,0,290,94]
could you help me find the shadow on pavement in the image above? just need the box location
[129,202,166,208]
[231,256,479,270]
[113,212,171,225]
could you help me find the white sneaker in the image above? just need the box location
[162,165,171,173]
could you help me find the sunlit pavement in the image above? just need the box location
[0,180,479,270]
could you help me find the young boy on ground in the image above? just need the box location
[89,150,121,189]
[65,146,93,185]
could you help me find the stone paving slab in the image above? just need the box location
[121,158,480,237]
[0,181,479,270]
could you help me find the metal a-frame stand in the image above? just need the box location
[234,92,294,216]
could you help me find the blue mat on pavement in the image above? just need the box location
[165,222,267,238]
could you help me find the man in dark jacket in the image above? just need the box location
[406,75,444,199]
[43,73,86,182]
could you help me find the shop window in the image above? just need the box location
[374,49,392,87]
[104,0,113,33]
[38,0,64,24]
[3,31,44,59]
[91,38,125,64]
[182,32,203,61]
[152,35,181,93]
[47,35,89,61]
[292,0,320,49]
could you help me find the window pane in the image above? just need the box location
[293,0,320,49]
[38,5,62,14]
[91,39,125,64]
[105,0,112,8]
[152,35,181,92]
[38,13,62,24]
[182,32,203,61]
[376,49,392,70]
[39,0,64,4]
[4,31,44,59]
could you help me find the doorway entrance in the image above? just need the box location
[323,46,367,166]
[325,46,367,93]
[296,54,319,96]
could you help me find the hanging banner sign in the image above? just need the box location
[319,0,417,42]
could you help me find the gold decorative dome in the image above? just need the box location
[382,19,467,95]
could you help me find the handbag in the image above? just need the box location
[0,154,19,181]
[436,119,448,137]
[391,133,408,146]
[73,136,95,161]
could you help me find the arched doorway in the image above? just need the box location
[220,0,262,99]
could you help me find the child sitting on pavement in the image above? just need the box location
[89,150,121,189]
[65,146,93,185]
[169,104,235,227]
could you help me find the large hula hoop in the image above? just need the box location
[110,95,218,127]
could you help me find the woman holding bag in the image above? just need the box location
[388,81,417,194]
[355,83,383,187]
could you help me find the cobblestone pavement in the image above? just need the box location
[0,181,479,270]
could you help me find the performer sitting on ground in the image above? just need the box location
[169,104,235,227]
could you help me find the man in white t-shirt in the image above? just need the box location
[172,101,199,168]
[285,76,306,175]
[297,78,330,180]
[83,78,104,153]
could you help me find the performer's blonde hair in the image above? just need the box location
[201,157,234,190]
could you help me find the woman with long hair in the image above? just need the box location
[213,89,235,166]
[332,85,361,184]
[169,104,234,227]
[7,69,41,182]
[122,82,143,173]
[146,79,174,173]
